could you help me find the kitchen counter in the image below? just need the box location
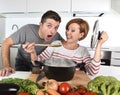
[0,71,31,81]
[0,65,120,81]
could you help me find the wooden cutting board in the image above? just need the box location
[28,70,91,88]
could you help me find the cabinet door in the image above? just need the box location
[72,0,111,13]
[27,0,70,13]
[0,0,26,13]
[111,51,120,66]
[111,0,120,13]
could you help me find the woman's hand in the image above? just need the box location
[97,31,109,45]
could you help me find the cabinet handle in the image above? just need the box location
[113,58,120,60]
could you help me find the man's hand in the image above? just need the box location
[0,67,15,76]
[22,42,36,54]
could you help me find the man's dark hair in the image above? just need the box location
[41,10,61,23]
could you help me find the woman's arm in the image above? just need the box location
[93,31,109,62]
[84,31,108,76]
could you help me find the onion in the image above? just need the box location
[45,79,59,91]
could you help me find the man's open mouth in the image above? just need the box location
[47,35,52,37]
[46,35,52,40]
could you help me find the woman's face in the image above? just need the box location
[39,18,60,41]
[66,23,83,43]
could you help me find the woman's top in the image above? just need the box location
[37,41,101,76]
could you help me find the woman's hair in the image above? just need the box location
[41,10,61,23]
[66,18,89,40]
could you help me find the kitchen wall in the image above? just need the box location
[99,11,120,48]
[0,11,120,48]
[0,0,120,48]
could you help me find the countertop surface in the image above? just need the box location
[0,71,31,80]
[0,65,120,81]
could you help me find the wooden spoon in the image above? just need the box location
[35,42,62,47]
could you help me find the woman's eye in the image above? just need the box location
[71,30,75,32]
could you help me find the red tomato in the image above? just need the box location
[58,82,71,94]
[83,91,98,95]
[66,91,80,95]
[76,87,87,94]
[18,92,30,95]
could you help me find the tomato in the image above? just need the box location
[83,91,98,95]
[66,91,80,95]
[58,82,71,94]
[18,92,30,95]
[76,87,87,94]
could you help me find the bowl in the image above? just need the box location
[0,83,20,95]
[43,57,77,81]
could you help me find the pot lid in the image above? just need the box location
[90,20,101,49]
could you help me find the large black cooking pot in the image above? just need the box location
[42,57,77,81]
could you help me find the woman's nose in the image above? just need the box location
[66,30,71,34]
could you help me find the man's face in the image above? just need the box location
[39,18,60,41]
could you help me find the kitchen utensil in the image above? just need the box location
[42,57,77,82]
[0,83,19,95]
[36,71,45,82]
[35,43,61,47]
[35,41,62,47]
[32,66,41,74]
[91,20,101,49]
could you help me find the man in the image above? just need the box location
[0,10,63,76]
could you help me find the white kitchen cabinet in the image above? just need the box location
[111,51,120,66]
[111,0,120,13]
[0,0,26,13]
[27,0,70,13]
[71,0,111,13]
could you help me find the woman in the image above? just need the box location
[24,18,108,76]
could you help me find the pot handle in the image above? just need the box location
[98,31,101,40]
[34,61,44,69]
[76,62,86,73]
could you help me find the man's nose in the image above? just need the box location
[50,28,56,34]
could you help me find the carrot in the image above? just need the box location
[46,88,61,95]
[36,90,44,95]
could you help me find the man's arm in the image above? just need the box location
[0,37,15,76]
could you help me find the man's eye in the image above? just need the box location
[47,25,52,28]
[55,26,58,30]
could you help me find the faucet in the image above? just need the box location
[12,24,19,31]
